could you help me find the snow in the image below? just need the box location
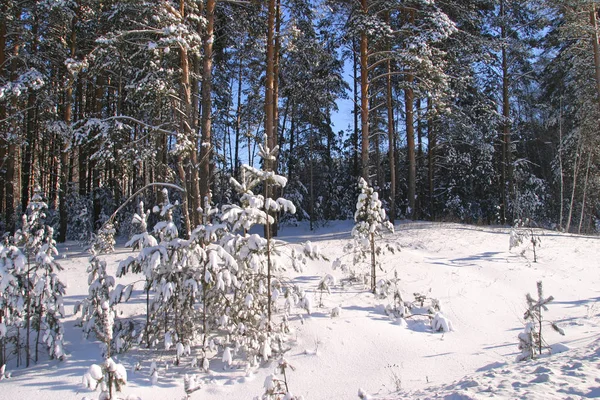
[1,221,599,399]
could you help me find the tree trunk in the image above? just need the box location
[558,97,564,229]
[565,139,582,233]
[199,0,215,212]
[265,0,276,159]
[360,0,370,181]
[416,97,424,219]
[500,0,511,224]
[5,5,21,233]
[0,1,6,219]
[370,232,376,293]
[264,0,276,328]
[352,38,360,179]
[590,4,600,110]
[234,57,243,178]
[386,32,396,224]
[271,0,281,237]
[59,13,77,242]
[405,74,416,220]
[427,97,436,219]
[578,152,592,234]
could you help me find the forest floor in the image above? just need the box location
[1,221,599,399]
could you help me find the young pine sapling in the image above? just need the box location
[517,281,565,361]
[335,178,395,293]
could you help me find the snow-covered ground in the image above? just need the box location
[2,221,599,399]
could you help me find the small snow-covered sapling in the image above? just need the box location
[82,357,129,400]
[517,281,565,361]
[509,218,541,262]
[336,178,395,293]
[259,358,303,400]
[317,274,335,307]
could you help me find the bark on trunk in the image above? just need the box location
[405,74,416,220]
[427,98,436,219]
[199,0,215,212]
[386,27,396,223]
[360,0,370,182]
[59,13,77,242]
[590,5,600,110]
[0,2,6,218]
[500,0,511,224]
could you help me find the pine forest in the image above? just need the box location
[1,2,600,400]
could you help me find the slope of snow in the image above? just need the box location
[1,221,599,400]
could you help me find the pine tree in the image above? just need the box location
[340,178,394,293]
[517,281,565,361]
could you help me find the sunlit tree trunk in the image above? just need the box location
[427,97,436,219]
[591,4,600,109]
[264,0,276,327]
[578,152,592,234]
[0,2,6,219]
[500,0,512,224]
[59,12,77,242]
[384,9,396,223]
[199,0,215,212]
[406,74,415,220]
[5,4,22,233]
[360,0,370,181]
[405,9,416,220]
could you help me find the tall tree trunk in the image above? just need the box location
[264,0,277,328]
[405,74,416,220]
[500,0,511,224]
[416,97,424,219]
[385,11,396,224]
[199,0,215,212]
[271,0,281,237]
[360,0,370,181]
[590,4,600,110]
[427,97,436,220]
[405,8,416,220]
[288,102,296,182]
[578,152,592,234]
[565,139,582,233]
[0,1,6,219]
[234,57,243,178]
[23,13,38,213]
[92,74,104,229]
[5,4,21,233]
[59,13,77,242]
[352,38,360,179]
[558,97,564,229]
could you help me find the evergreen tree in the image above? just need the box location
[338,178,394,293]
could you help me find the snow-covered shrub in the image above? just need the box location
[317,274,335,307]
[377,273,409,319]
[431,312,453,332]
[92,222,116,255]
[516,281,565,361]
[509,218,541,262]
[334,178,396,293]
[376,273,446,330]
[217,145,299,364]
[82,357,130,400]
[258,358,304,400]
[0,188,66,368]
[75,250,129,357]
[80,147,302,373]
[117,189,232,352]
[0,242,26,368]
